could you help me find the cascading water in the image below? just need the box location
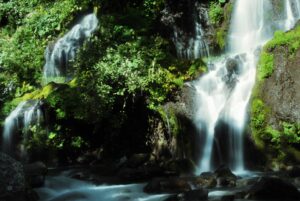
[194,0,300,174]
[2,100,43,155]
[173,21,209,59]
[43,13,98,82]
[171,3,209,59]
[1,13,98,156]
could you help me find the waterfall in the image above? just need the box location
[43,13,98,82]
[2,100,43,156]
[172,4,209,59]
[2,13,98,156]
[194,0,300,174]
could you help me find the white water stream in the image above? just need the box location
[2,14,97,156]
[2,100,43,155]
[43,13,98,82]
[36,172,169,201]
[194,0,300,174]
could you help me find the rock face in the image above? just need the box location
[0,152,26,201]
[251,27,300,167]
[161,0,210,58]
[24,161,47,188]
[261,47,300,124]
[148,85,199,171]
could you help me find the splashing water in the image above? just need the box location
[43,13,98,82]
[194,0,300,174]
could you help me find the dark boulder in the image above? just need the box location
[226,58,239,75]
[117,165,164,183]
[124,153,150,168]
[24,161,47,188]
[246,177,300,200]
[144,177,191,194]
[287,165,300,177]
[195,172,217,188]
[214,165,237,187]
[0,152,26,201]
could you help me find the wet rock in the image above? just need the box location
[220,195,235,201]
[24,161,47,188]
[293,177,300,188]
[246,177,300,200]
[214,165,236,178]
[164,189,208,201]
[0,152,26,201]
[25,188,39,201]
[117,165,164,182]
[214,166,237,187]
[144,177,191,194]
[124,153,150,168]
[195,172,217,188]
[162,159,195,175]
[287,165,300,177]
[236,177,259,187]
[180,189,208,201]
[226,58,239,75]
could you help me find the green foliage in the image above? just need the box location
[0,0,90,88]
[209,2,224,25]
[267,27,300,54]
[216,29,226,50]
[209,1,233,50]
[250,98,268,149]
[158,106,180,137]
[258,51,274,80]
[282,122,300,143]
[252,25,300,164]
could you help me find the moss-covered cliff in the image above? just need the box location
[251,23,300,169]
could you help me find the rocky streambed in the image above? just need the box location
[34,166,300,201]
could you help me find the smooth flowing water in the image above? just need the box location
[194,0,300,174]
[43,13,98,82]
[36,172,169,201]
[2,100,43,155]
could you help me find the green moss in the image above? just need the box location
[208,2,224,25]
[267,27,300,54]
[216,29,226,50]
[250,98,268,149]
[210,1,233,50]
[257,51,274,81]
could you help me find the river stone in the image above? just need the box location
[0,152,26,201]
[246,177,300,200]
[144,177,191,194]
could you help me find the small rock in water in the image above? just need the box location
[226,58,239,75]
